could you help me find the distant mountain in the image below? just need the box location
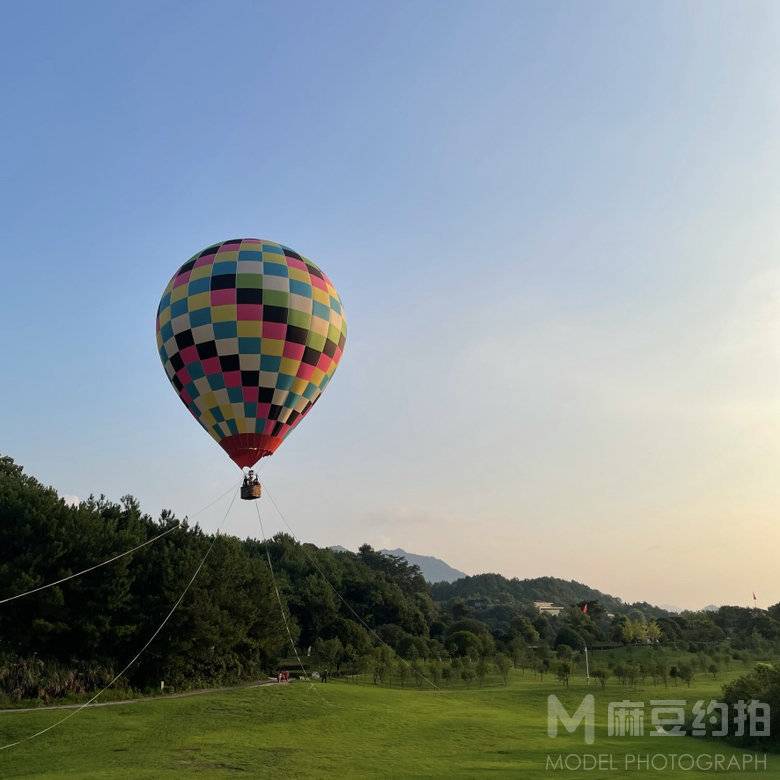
[380,548,466,584]
[702,604,720,612]
[330,546,672,614]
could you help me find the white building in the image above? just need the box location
[533,600,563,617]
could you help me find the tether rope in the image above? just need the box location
[252,501,334,708]
[0,487,239,751]
[261,484,439,691]
[0,482,239,606]
[253,501,310,680]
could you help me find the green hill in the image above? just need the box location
[431,573,671,618]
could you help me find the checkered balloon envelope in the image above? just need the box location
[156,239,347,468]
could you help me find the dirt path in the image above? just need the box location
[0,679,282,714]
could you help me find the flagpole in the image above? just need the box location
[580,603,590,685]
[584,642,590,686]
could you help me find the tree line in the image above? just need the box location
[1,455,779,705]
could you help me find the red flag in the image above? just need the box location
[581,603,589,614]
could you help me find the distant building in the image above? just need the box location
[533,600,563,617]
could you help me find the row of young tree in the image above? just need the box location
[2,455,779,705]
[337,646,514,688]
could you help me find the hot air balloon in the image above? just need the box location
[156,239,346,498]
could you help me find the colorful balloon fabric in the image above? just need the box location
[156,239,346,468]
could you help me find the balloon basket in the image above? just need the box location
[241,470,262,500]
[241,485,261,500]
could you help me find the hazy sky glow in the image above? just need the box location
[1,2,778,610]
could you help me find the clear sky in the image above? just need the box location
[2,2,778,610]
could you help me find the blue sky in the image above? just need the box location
[2,2,779,608]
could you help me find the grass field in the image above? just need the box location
[0,671,775,778]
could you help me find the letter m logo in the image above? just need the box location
[547,694,595,745]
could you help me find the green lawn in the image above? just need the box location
[0,672,775,778]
